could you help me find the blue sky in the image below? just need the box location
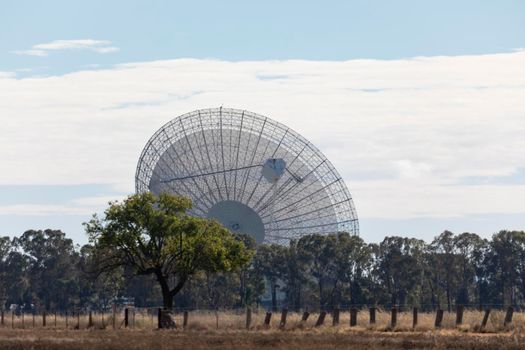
[1,0,524,244]
[2,0,525,74]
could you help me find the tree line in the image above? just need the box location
[1,193,524,313]
[176,229,525,312]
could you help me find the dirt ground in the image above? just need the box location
[1,328,525,350]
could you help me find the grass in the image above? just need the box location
[2,310,525,349]
[2,309,523,332]
[0,328,525,350]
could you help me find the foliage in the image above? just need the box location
[84,192,253,309]
[2,210,525,312]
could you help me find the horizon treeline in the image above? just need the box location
[1,229,525,312]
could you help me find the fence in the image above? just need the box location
[0,305,520,332]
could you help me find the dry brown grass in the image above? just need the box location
[4,309,524,333]
[2,310,525,349]
[0,328,525,350]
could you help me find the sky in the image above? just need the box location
[1,0,524,245]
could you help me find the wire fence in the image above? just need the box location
[0,305,521,332]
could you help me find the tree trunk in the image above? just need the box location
[271,281,277,311]
[330,280,338,310]
[391,287,397,307]
[501,278,505,307]
[294,284,302,312]
[156,273,173,309]
[429,280,436,310]
[446,284,451,313]
[161,282,173,309]
[521,275,525,305]
[318,279,323,309]
[239,271,246,306]
[349,280,355,305]
[478,281,483,311]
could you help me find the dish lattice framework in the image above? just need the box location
[135,108,359,244]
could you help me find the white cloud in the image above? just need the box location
[92,46,119,54]
[70,196,121,207]
[354,182,525,220]
[11,39,119,56]
[0,204,88,216]
[15,68,33,72]
[0,51,524,221]
[11,49,48,57]
[0,71,16,79]
[33,39,112,50]
[0,195,119,216]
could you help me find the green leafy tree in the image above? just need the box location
[281,239,307,311]
[15,230,80,311]
[297,234,339,309]
[0,237,13,308]
[374,236,426,307]
[453,232,485,306]
[84,192,253,309]
[335,233,372,306]
[253,244,286,310]
[430,231,459,311]
[236,234,264,307]
[1,248,28,310]
[487,230,525,306]
[77,244,126,310]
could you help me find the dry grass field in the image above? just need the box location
[4,309,523,332]
[1,328,525,350]
[2,310,525,349]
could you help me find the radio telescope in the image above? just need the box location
[135,108,359,244]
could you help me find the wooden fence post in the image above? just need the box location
[412,307,418,328]
[332,308,339,326]
[32,313,35,328]
[43,311,46,327]
[301,311,310,322]
[300,311,310,327]
[481,308,491,329]
[157,308,162,329]
[279,308,288,329]
[65,311,68,329]
[504,306,514,326]
[54,312,57,328]
[315,311,326,327]
[1,310,4,326]
[21,313,24,328]
[390,307,397,328]
[350,308,358,327]
[76,311,80,329]
[435,309,444,328]
[245,307,252,330]
[88,311,93,328]
[369,307,376,325]
[11,311,14,329]
[264,312,272,327]
[456,305,464,326]
[124,308,129,328]
[183,310,189,329]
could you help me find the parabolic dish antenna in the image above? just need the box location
[135,108,359,244]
